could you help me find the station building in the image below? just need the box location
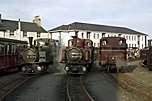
[0,15,50,43]
[49,22,148,49]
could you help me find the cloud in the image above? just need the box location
[0,0,152,38]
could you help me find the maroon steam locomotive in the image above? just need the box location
[140,39,152,70]
[140,47,148,65]
[0,38,27,73]
[61,36,94,74]
[99,37,127,72]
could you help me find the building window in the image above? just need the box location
[129,36,131,40]
[114,35,116,37]
[37,33,40,37]
[142,36,143,41]
[118,34,121,37]
[108,34,109,37]
[138,35,140,41]
[93,33,96,39]
[126,36,128,40]
[94,43,96,47]
[23,31,27,37]
[135,44,136,47]
[97,34,99,39]
[102,33,106,37]
[81,33,84,38]
[132,36,134,41]
[86,32,90,39]
[10,31,14,36]
[98,43,100,47]
[134,36,136,41]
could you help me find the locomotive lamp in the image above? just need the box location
[65,66,69,71]
[82,66,86,72]
[22,66,26,72]
[37,66,42,71]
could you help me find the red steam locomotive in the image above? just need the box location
[99,37,127,72]
[61,36,94,74]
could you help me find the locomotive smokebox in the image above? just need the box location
[28,37,33,48]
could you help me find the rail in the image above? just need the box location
[66,76,95,101]
[0,73,33,101]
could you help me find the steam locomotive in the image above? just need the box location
[140,39,152,70]
[61,36,94,74]
[99,37,128,72]
[19,37,57,74]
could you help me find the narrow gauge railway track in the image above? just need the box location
[0,73,33,101]
[66,76,95,101]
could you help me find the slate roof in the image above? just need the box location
[0,22,7,31]
[0,19,47,33]
[49,22,146,35]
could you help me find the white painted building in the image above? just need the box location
[0,15,50,44]
[49,22,148,49]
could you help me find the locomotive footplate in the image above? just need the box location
[65,64,87,74]
[21,62,49,74]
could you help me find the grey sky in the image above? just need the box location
[0,0,152,37]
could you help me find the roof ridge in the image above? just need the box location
[2,19,34,24]
[50,22,146,35]
[1,19,47,32]
[71,22,133,30]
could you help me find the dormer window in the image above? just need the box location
[6,30,10,33]
[37,32,40,37]
[10,31,14,36]
[23,31,27,37]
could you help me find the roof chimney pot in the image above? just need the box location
[33,16,41,27]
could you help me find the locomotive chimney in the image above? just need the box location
[28,37,33,48]
[72,36,77,47]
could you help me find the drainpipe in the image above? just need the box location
[0,14,2,24]
[18,19,21,40]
